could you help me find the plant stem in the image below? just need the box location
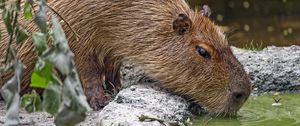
[4,0,21,63]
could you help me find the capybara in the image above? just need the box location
[0,0,251,116]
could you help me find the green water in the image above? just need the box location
[194,93,300,126]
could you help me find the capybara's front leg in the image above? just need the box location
[76,53,108,110]
[103,56,122,96]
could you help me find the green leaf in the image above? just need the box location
[43,84,62,115]
[32,32,47,55]
[0,0,4,9]
[54,73,90,126]
[21,90,42,113]
[51,16,69,49]
[34,3,48,33]
[2,8,13,34]
[50,16,91,126]
[54,104,87,126]
[31,72,48,88]
[0,62,13,73]
[47,49,73,75]
[15,26,29,44]
[49,16,73,75]
[24,0,33,20]
[0,60,25,126]
[16,1,21,12]
[30,59,53,88]
[63,71,90,110]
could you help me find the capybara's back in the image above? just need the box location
[0,0,251,115]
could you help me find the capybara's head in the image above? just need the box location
[141,12,252,116]
[170,13,251,116]
[92,0,251,116]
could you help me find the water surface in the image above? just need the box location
[194,93,300,126]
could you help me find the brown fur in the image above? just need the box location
[0,0,251,116]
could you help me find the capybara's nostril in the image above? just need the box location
[232,91,245,103]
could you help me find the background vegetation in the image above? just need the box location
[0,0,90,125]
[188,0,299,48]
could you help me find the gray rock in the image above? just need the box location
[120,62,146,88]
[233,46,300,95]
[98,84,191,126]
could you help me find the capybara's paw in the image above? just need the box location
[84,85,109,110]
[88,96,109,110]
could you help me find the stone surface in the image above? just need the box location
[98,84,191,126]
[0,101,101,126]
[233,46,300,95]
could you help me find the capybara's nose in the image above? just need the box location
[232,91,246,103]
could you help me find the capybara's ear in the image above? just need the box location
[173,13,192,35]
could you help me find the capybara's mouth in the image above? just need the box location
[207,104,240,118]
[199,91,249,118]
[189,104,238,118]
[215,92,249,117]
[190,99,241,118]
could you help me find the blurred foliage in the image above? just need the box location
[187,0,300,48]
[21,90,42,113]
[243,41,263,51]
[0,0,90,126]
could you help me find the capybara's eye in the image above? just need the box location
[196,46,211,59]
